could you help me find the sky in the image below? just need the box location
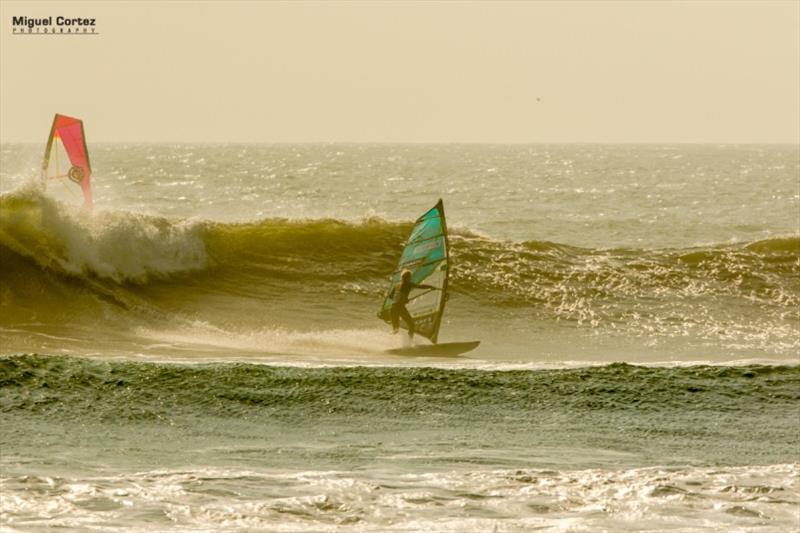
[0,1,798,143]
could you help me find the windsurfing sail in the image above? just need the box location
[41,114,93,208]
[379,199,449,343]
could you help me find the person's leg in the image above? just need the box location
[399,306,415,337]
[390,305,400,333]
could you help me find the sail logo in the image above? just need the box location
[413,240,440,255]
[11,16,98,35]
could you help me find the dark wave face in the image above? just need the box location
[1,189,798,360]
[2,354,799,465]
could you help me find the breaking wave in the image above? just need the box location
[1,188,798,356]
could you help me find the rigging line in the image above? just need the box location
[59,176,79,199]
[52,137,77,199]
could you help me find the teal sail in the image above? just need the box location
[379,199,449,343]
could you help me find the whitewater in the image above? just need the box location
[1,143,798,531]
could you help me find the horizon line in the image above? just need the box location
[2,140,799,146]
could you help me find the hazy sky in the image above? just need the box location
[1,1,798,143]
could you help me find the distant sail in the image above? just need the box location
[379,199,449,343]
[41,114,92,208]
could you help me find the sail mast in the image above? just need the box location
[430,199,448,343]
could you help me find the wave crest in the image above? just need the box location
[1,188,207,283]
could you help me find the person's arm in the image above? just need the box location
[412,282,439,290]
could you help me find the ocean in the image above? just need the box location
[1,143,798,531]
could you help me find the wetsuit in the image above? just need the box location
[390,277,435,336]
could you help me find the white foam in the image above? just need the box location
[109,321,800,370]
[134,323,397,359]
[2,464,797,531]
[4,188,208,282]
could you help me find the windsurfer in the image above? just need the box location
[389,269,439,338]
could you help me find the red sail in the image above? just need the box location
[42,114,93,208]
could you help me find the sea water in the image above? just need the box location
[1,143,798,530]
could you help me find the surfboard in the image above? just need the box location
[386,340,480,357]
